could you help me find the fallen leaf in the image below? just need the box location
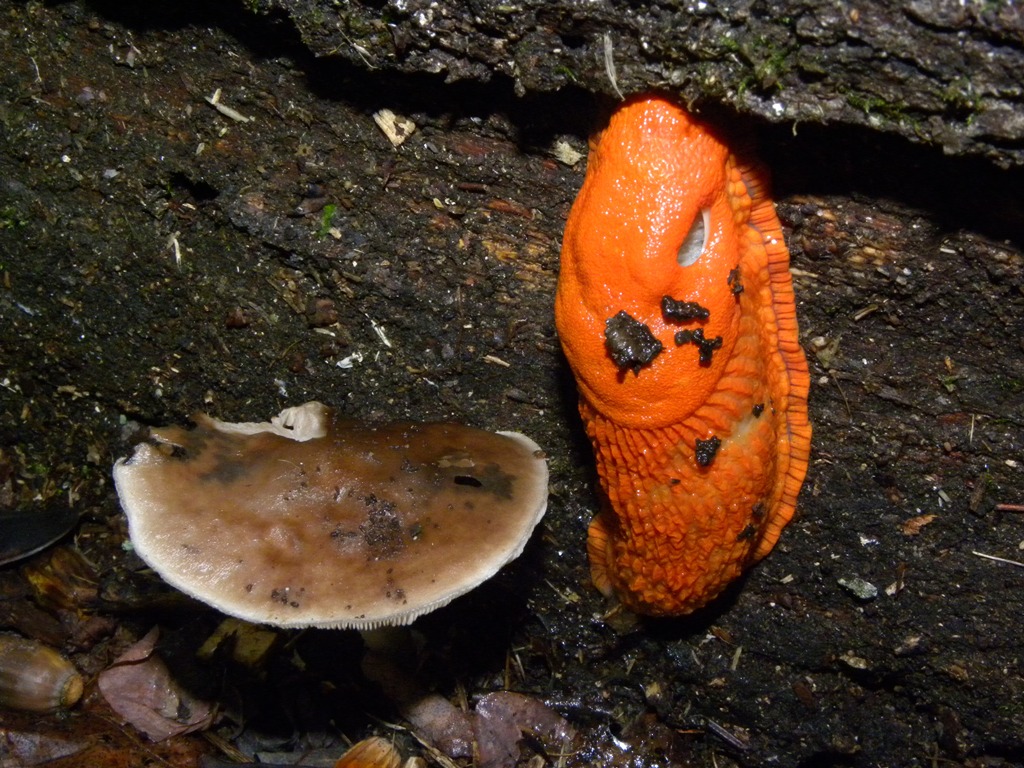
[473,691,575,768]
[0,728,85,767]
[97,627,214,741]
[901,514,937,536]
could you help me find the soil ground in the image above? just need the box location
[1,3,1023,767]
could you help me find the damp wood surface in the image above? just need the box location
[265,0,1024,169]
[0,2,1023,767]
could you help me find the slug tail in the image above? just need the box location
[586,511,616,598]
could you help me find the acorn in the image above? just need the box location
[334,737,402,768]
[0,634,84,712]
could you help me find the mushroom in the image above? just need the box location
[0,507,79,566]
[112,402,549,630]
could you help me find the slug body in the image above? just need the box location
[555,95,811,615]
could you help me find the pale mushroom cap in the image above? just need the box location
[113,402,549,629]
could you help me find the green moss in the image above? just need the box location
[0,205,26,229]
[752,40,793,91]
[318,203,338,237]
[554,65,578,83]
[844,91,916,126]
[718,34,794,95]
[717,36,742,55]
[241,0,271,14]
[998,376,1024,394]
[941,76,981,123]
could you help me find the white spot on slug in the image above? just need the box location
[677,208,710,267]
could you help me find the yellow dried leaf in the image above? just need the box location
[901,514,937,536]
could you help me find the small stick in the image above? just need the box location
[204,88,252,123]
[972,551,1024,568]
[705,719,750,751]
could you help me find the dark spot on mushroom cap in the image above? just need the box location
[359,494,405,560]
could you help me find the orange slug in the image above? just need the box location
[555,94,812,616]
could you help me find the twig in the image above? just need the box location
[829,369,852,420]
[705,719,750,751]
[994,503,1024,513]
[972,550,1024,568]
[204,88,252,123]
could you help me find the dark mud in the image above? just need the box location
[1,3,1023,767]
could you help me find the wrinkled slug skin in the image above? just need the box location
[555,95,812,616]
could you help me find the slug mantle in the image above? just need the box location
[555,94,812,616]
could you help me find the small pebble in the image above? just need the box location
[838,576,878,601]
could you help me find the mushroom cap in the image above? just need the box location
[113,403,548,629]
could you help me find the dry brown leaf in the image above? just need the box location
[97,627,214,742]
[473,691,575,768]
[901,514,937,536]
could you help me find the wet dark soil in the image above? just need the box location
[1,2,1023,767]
